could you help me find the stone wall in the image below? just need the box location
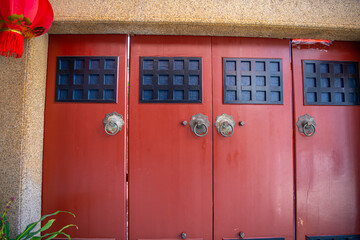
[0,35,48,237]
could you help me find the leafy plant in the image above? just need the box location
[0,198,77,240]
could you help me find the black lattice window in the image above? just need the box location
[140,57,202,103]
[223,58,283,104]
[303,60,360,105]
[307,235,360,240]
[56,56,118,103]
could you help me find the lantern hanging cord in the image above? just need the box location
[0,28,24,36]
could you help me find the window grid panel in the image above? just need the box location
[56,56,118,103]
[223,58,283,104]
[307,235,360,240]
[303,60,360,105]
[140,57,202,103]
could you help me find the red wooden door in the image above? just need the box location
[293,42,360,240]
[212,37,294,240]
[129,36,294,240]
[42,35,128,240]
[128,35,213,240]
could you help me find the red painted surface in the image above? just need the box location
[212,37,294,240]
[42,35,127,240]
[128,35,213,240]
[43,35,360,240]
[293,42,360,240]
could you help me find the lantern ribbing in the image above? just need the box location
[0,0,53,58]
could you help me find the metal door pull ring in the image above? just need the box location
[304,123,316,137]
[103,112,125,136]
[296,114,316,137]
[188,113,211,137]
[215,113,235,137]
[194,123,208,137]
[220,123,234,137]
[105,121,119,135]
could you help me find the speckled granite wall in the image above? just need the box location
[0,34,48,237]
[48,0,360,40]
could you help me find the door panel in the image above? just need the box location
[212,37,294,240]
[293,42,360,240]
[129,36,213,240]
[42,35,127,240]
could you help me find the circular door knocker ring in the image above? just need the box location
[188,113,211,137]
[104,121,120,135]
[219,121,234,137]
[296,114,317,137]
[194,122,208,137]
[215,113,236,137]
[103,112,125,136]
[303,122,316,137]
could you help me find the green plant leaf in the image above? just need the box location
[39,230,72,240]
[45,231,71,240]
[52,224,77,238]
[24,219,56,240]
[29,224,76,240]
[15,211,75,240]
[30,237,42,240]
[4,215,10,239]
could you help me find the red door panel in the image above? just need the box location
[293,42,360,240]
[212,37,294,240]
[42,35,127,240]
[129,35,212,240]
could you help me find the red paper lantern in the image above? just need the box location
[0,0,53,58]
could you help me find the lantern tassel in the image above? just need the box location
[0,30,24,58]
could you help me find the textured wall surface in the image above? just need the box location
[0,43,26,238]
[0,34,48,237]
[49,0,360,40]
